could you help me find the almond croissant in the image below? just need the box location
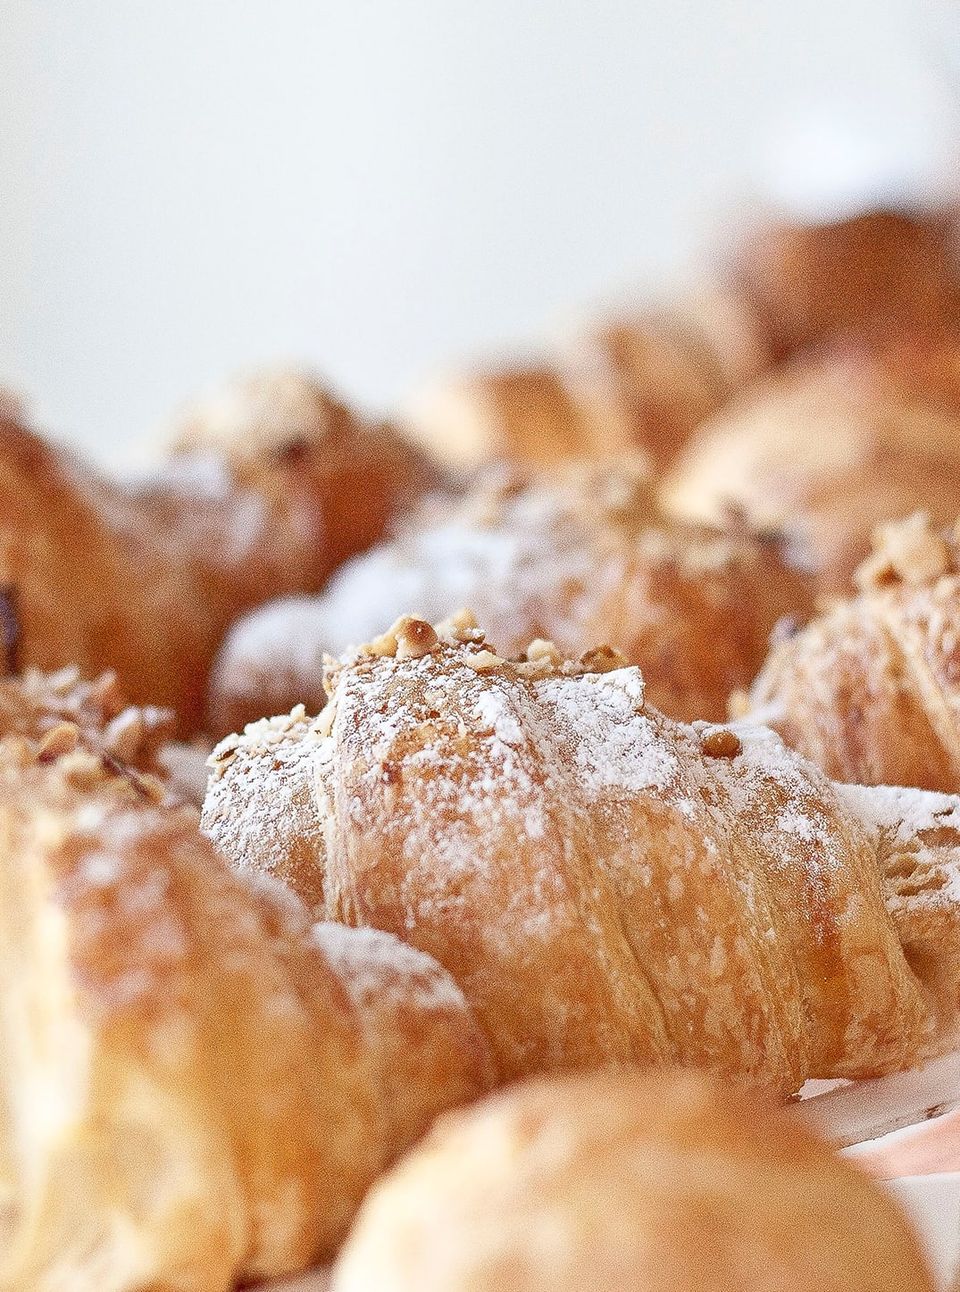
[202,614,960,1095]
[741,512,960,792]
[0,368,436,734]
[208,462,813,735]
[331,1069,933,1292]
[0,746,492,1292]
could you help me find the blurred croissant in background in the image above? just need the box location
[208,460,814,736]
[401,205,960,485]
[662,341,960,592]
[0,369,437,735]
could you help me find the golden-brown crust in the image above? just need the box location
[400,285,767,474]
[567,285,770,469]
[400,364,641,468]
[0,754,492,1291]
[0,371,439,735]
[733,207,960,359]
[203,617,960,1093]
[208,462,813,735]
[331,1069,933,1292]
[743,513,960,791]
[662,343,960,592]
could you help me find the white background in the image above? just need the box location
[1,0,958,459]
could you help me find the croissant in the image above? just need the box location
[662,341,960,591]
[331,1069,933,1292]
[208,462,813,735]
[0,744,492,1291]
[731,206,960,360]
[0,368,436,734]
[202,613,960,1094]
[740,512,960,792]
[401,286,767,472]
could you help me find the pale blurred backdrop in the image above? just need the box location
[1,0,958,459]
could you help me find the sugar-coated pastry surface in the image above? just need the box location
[331,1069,934,1292]
[203,613,960,1093]
[209,462,813,735]
[742,513,960,793]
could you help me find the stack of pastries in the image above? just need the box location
[6,200,960,1291]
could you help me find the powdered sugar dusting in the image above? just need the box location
[202,623,960,1088]
[838,783,960,845]
[313,921,468,1015]
[538,668,677,797]
[473,690,524,748]
[839,783,960,907]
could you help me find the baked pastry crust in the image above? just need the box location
[0,744,491,1291]
[401,287,767,472]
[741,512,960,791]
[732,207,960,359]
[663,342,960,591]
[331,1069,934,1292]
[208,462,813,735]
[203,615,960,1093]
[0,370,436,733]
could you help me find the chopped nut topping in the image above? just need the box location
[394,616,439,660]
[366,621,402,658]
[58,747,110,791]
[90,670,124,715]
[435,608,485,644]
[37,721,80,762]
[525,638,562,667]
[315,697,337,738]
[365,614,440,660]
[700,727,742,758]
[579,645,629,674]
[103,708,147,764]
[463,649,504,672]
[857,513,954,591]
[49,666,82,697]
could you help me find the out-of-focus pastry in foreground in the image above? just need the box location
[0,742,492,1292]
[208,461,814,736]
[331,1069,934,1292]
[739,512,960,792]
[203,614,960,1094]
[662,341,960,592]
[0,368,438,735]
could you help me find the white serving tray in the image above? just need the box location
[795,1050,960,1290]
